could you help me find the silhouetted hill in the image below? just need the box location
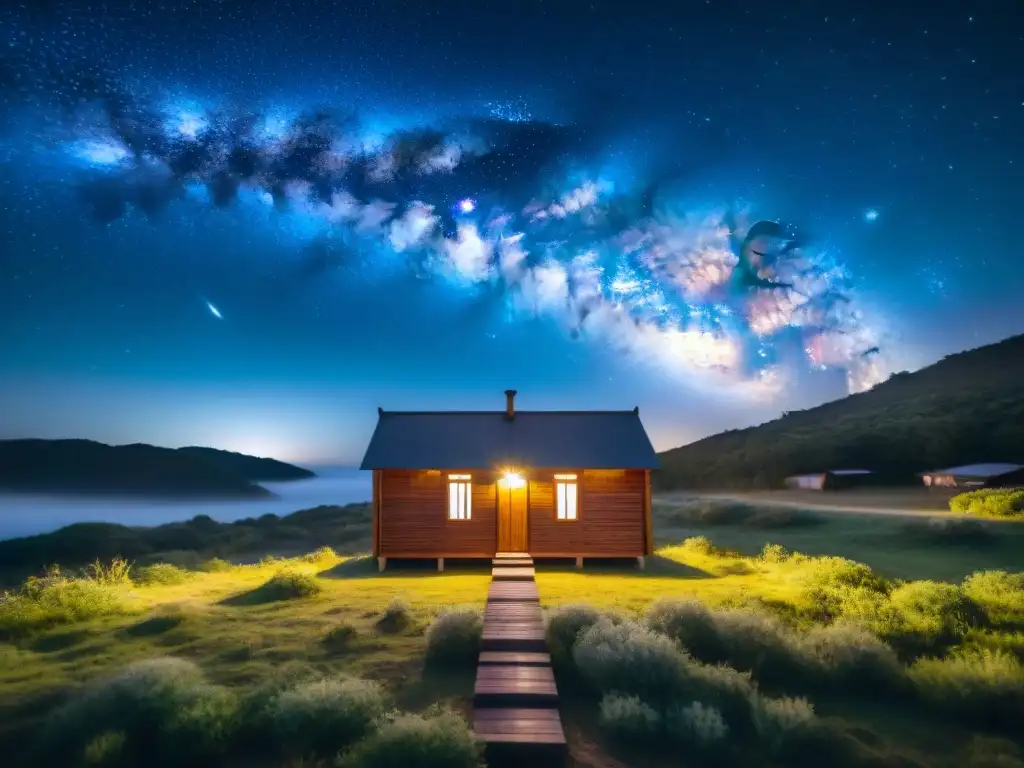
[176,446,315,481]
[657,333,1024,490]
[0,439,277,499]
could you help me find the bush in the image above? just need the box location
[301,546,338,564]
[546,604,606,666]
[237,662,323,735]
[573,619,691,705]
[270,676,389,758]
[86,558,134,586]
[752,696,816,752]
[198,557,233,572]
[0,567,127,639]
[962,571,1024,625]
[258,570,322,601]
[134,563,190,586]
[39,657,239,766]
[83,730,126,766]
[323,623,359,653]
[760,543,791,564]
[665,701,729,746]
[803,622,906,694]
[680,536,715,556]
[796,556,889,620]
[339,707,484,768]
[951,488,1024,518]
[376,598,412,633]
[425,608,482,667]
[910,650,1024,730]
[702,609,815,689]
[598,693,661,740]
[883,581,982,655]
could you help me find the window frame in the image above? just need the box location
[554,472,579,522]
[447,473,473,521]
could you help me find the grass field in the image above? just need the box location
[1,498,1023,766]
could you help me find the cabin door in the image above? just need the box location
[497,484,528,552]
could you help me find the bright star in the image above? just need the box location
[458,198,475,214]
[864,209,879,222]
[206,301,223,319]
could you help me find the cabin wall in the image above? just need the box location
[379,469,497,557]
[527,469,645,556]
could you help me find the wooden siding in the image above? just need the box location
[528,469,644,556]
[379,469,497,557]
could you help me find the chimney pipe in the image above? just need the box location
[504,389,517,419]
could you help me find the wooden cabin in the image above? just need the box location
[359,390,660,570]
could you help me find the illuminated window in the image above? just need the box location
[555,473,578,520]
[448,474,472,520]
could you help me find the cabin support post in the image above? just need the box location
[377,557,387,573]
[642,469,654,556]
[372,469,382,559]
[637,556,645,570]
[575,556,583,569]
[437,557,444,573]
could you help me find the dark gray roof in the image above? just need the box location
[360,410,660,470]
[920,463,1024,479]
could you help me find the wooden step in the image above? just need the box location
[481,622,547,652]
[473,707,567,764]
[488,581,540,603]
[492,557,533,567]
[484,603,544,624]
[495,552,530,559]
[479,651,551,667]
[492,566,536,580]
[474,665,559,708]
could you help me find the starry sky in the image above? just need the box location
[1,0,1022,465]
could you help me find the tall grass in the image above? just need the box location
[950,488,1024,518]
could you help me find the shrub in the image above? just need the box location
[760,543,791,564]
[134,563,190,586]
[237,662,323,734]
[573,619,690,705]
[198,557,233,572]
[258,570,322,601]
[665,701,729,746]
[883,581,982,654]
[376,598,412,633]
[425,608,482,667]
[910,650,1024,730]
[702,609,815,689]
[598,693,661,740]
[86,558,134,586]
[796,556,889,620]
[951,488,1024,518]
[82,730,126,766]
[683,662,760,738]
[39,657,239,766]
[963,570,1024,625]
[323,622,359,653]
[546,604,606,666]
[803,622,906,694]
[645,599,718,656]
[301,546,338,564]
[339,706,484,768]
[270,676,389,758]
[0,567,126,639]
[752,696,816,752]
[680,536,715,556]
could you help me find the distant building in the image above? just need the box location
[784,469,873,491]
[919,463,1024,489]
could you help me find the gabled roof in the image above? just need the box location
[921,463,1024,479]
[360,409,660,470]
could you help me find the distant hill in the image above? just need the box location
[176,446,315,481]
[0,439,310,499]
[656,333,1024,490]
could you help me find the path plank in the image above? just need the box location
[473,707,566,742]
[474,665,558,707]
[479,651,551,666]
[492,566,536,580]
[492,558,534,567]
[484,603,544,623]
[481,622,547,652]
[487,581,539,602]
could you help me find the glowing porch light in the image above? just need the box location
[500,470,526,489]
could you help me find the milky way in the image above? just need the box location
[32,85,885,396]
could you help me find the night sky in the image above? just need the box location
[1,0,1022,464]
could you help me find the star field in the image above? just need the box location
[0,0,1021,462]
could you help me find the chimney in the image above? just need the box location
[504,389,517,420]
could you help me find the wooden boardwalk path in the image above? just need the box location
[473,552,567,765]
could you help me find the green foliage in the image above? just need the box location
[0,565,127,639]
[82,731,127,767]
[665,701,729,746]
[598,693,661,740]
[962,570,1024,625]
[376,597,412,634]
[269,676,390,759]
[134,563,190,586]
[301,546,338,564]
[951,488,1024,518]
[680,535,716,556]
[257,570,323,601]
[236,662,323,736]
[199,557,233,572]
[338,707,484,768]
[322,622,359,653]
[86,557,134,586]
[910,651,1024,730]
[39,657,240,767]
[425,608,482,667]
[545,603,606,667]
[654,333,1024,489]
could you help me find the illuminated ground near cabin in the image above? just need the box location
[1,499,1023,767]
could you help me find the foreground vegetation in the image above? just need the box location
[656,332,1024,489]
[951,488,1024,519]
[1,498,1024,766]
